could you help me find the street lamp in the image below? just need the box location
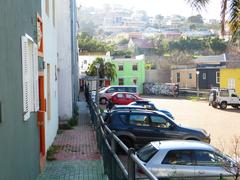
[196,71,200,97]
[95,63,100,109]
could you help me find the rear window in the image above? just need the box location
[137,144,158,162]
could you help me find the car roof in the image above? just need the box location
[114,105,145,109]
[150,140,215,151]
[112,92,137,96]
[112,109,167,116]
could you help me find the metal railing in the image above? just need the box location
[86,90,158,180]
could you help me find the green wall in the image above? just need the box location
[0,1,41,179]
[111,58,145,93]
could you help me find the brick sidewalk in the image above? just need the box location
[37,99,108,180]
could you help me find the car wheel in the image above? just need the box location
[212,102,218,108]
[100,98,107,105]
[220,102,227,109]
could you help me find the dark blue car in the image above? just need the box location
[106,110,210,149]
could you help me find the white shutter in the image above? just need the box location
[33,43,39,111]
[29,43,34,112]
[21,36,30,121]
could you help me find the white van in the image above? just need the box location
[99,85,138,104]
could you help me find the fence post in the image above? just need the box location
[111,131,116,153]
[128,148,135,180]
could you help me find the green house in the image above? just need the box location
[111,55,145,93]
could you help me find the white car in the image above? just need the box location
[209,88,240,109]
[137,140,238,179]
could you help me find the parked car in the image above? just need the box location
[106,110,210,149]
[129,100,174,119]
[209,88,240,109]
[99,85,138,104]
[109,92,142,105]
[137,140,237,179]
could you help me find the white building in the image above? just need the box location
[78,52,111,78]
[42,0,59,151]
[56,0,79,121]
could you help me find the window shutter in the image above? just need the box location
[21,36,30,121]
[33,43,39,111]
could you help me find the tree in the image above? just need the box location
[188,14,204,24]
[186,0,240,41]
[210,37,227,54]
[78,32,114,52]
[86,58,117,86]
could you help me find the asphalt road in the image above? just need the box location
[146,96,240,155]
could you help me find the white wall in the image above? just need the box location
[56,0,73,121]
[42,0,59,151]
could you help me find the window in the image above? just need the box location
[189,73,192,79]
[21,35,39,121]
[202,73,207,80]
[117,87,125,92]
[228,78,236,89]
[126,87,137,93]
[162,150,193,165]
[132,64,138,71]
[216,71,220,84]
[129,114,150,126]
[150,115,171,128]
[177,73,180,83]
[220,90,229,97]
[194,150,224,166]
[126,94,136,100]
[133,78,137,85]
[106,87,115,93]
[116,93,124,99]
[45,0,49,16]
[137,144,158,162]
[118,78,124,85]
[118,65,123,71]
[84,60,87,64]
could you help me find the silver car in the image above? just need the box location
[137,140,237,179]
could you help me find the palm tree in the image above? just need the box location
[187,0,239,41]
[86,57,117,86]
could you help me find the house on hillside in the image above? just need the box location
[220,51,240,95]
[171,54,226,89]
[111,55,145,93]
[128,38,154,56]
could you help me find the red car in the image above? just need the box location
[109,92,142,105]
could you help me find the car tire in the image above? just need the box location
[100,97,107,105]
[220,102,227,109]
[212,102,218,108]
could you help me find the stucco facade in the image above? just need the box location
[42,0,59,151]
[0,0,41,179]
[220,68,240,95]
[56,0,79,121]
[111,55,145,93]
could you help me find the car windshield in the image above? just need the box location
[137,144,158,162]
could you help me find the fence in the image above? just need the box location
[86,89,158,180]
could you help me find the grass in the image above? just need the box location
[46,145,61,161]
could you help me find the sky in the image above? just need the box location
[76,0,222,20]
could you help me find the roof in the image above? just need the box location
[151,140,214,151]
[130,38,154,49]
[194,54,226,64]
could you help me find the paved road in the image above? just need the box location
[146,96,240,154]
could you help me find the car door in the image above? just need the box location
[128,113,153,146]
[115,93,125,105]
[193,150,233,180]
[158,150,195,179]
[149,115,184,140]
[125,94,137,104]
